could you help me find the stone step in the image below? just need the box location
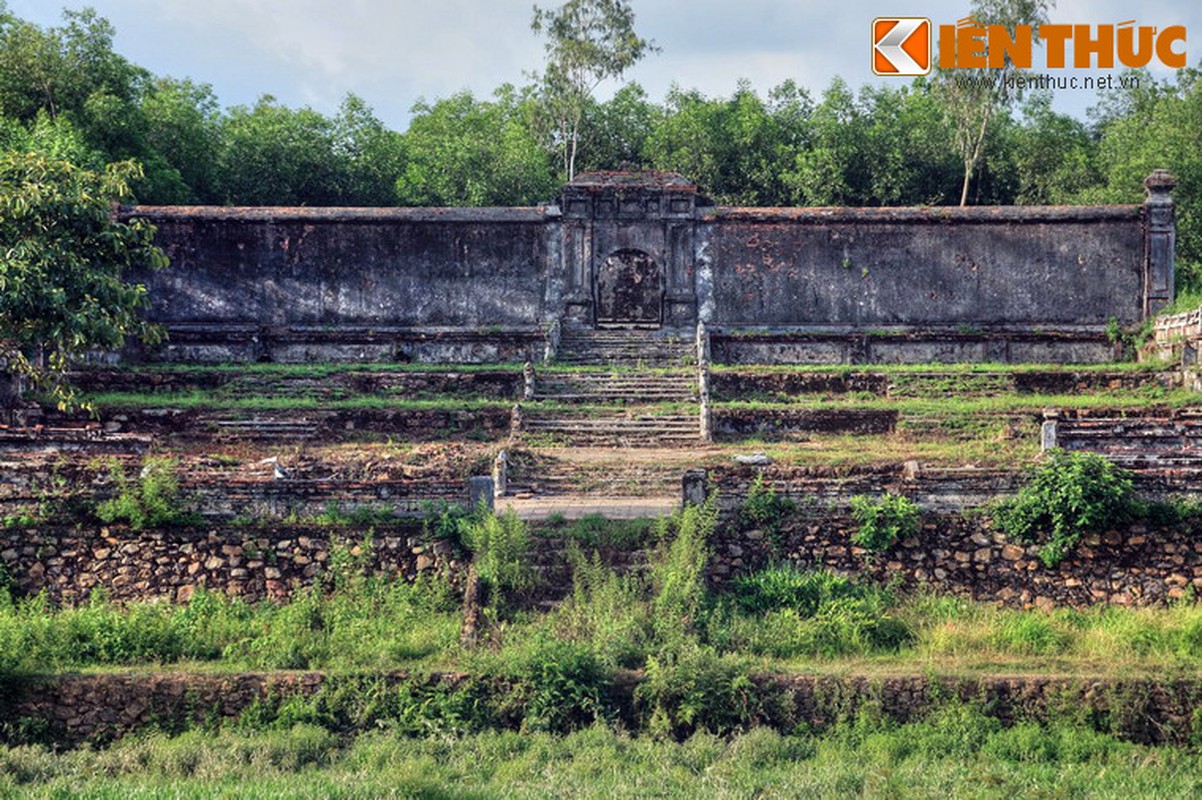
[519,413,702,446]
[212,419,319,440]
[216,376,351,400]
[556,329,696,367]
[534,392,697,403]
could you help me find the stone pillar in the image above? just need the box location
[696,321,712,443]
[1040,408,1060,452]
[509,403,523,443]
[492,450,509,498]
[522,362,536,401]
[468,476,495,512]
[1144,170,1177,316]
[682,469,709,507]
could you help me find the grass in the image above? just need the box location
[3,716,1200,798]
[14,555,1202,680]
[709,360,1172,374]
[710,431,1040,469]
[82,362,528,376]
[715,387,1200,413]
[79,392,517,412]
[0,575,462,674]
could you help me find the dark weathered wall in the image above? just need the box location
[118,175,1170,364]
[702,206,1146,327]
[126,207,550,328]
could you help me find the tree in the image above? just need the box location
[215,96,344,205]
[1084,66,1202,291]
[646,81,805,205]
[395,86,557,207]
[0,152,167,409]
[934,0,1053,205]
[531,0,658,180]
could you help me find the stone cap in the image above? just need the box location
[566,170,697,192]
[1145,169,1177,197]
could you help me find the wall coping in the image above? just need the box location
[119,206,550,224]
[702,204,1142,224]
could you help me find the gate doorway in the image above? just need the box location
[594,249,663,328]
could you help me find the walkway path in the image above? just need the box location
[496,494,678,520]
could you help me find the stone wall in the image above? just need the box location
[4,506,1202,610]
[0,524,462,605]
[124,207,550,329]
[702,206,1147,329]
[708,510,1202,608]
[6,670,1199,747]
[113,171,1175,365]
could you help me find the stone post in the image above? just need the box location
[509,403,523,443]
[522,361,536,401]
[696,322,712,443]
[492,450,509,498]
[543,318,560,364]
[1144,170,1177,316]
[468,476,495,512]
[682,469,709,507]
[1040,408,1060,452]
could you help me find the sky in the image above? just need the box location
[6,0,1199,130]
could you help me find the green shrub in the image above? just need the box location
[507,635,609,734]
[738,474,795,547]
[460,510,534,607]
[638,641,758,738]
[992,450,1135,567]
[730,566,872,616]
[95,457,200,530]
[554,545,651,669]
[651,499,716,641]
[849,494,921,553]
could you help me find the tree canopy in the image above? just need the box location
[0,3,1198,289]
[0,152,166,408]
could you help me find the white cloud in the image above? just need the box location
[6,0,1200,128]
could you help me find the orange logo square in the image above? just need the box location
[872,17,931,75]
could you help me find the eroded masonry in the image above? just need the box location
[122,169,1177,366]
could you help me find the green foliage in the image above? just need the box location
[715,567,912,659]
[0,573,458,674]
[312,502,398,528]
[531,0,658,178]
[552,544,651,668]
[459,509,534,602]
[849,494,920,553]
[638,641,757,738]
[731,566,875,617]
[650,499,716,641]
[94,457,199,530]
[543,512,657,548]
[506,634,609,733]
[992,450,1135,567]
[395,86,556,206]
[737,473,795,548]
[0,151,167,409]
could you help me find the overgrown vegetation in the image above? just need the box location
[737,473,795,551]
[992,450,1135,567]
[4,711,1200,798]
[95,457,201,530]
[849,494,921,553]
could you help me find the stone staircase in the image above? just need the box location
[518,411,702,447]
[533,371,697,403]
[511,324,704,449]
[555,328,694,367]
